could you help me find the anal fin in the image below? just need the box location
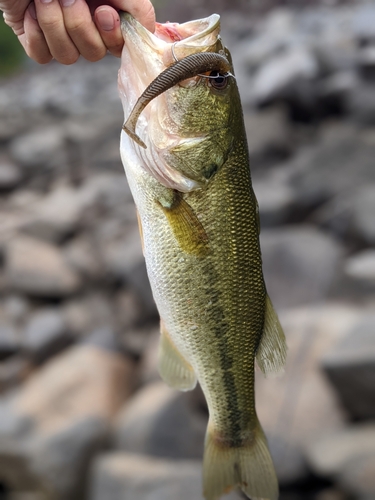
[256,295,287,376]
[158,320,197,392]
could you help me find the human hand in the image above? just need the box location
[1,0,155,64]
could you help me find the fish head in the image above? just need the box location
[118,13,240,192]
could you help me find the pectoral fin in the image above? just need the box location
[156,191,209,257]
[256,295,287,376]
[158,320,197,392]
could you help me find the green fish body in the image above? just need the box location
[118,13,287,500]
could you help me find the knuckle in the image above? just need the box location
[65,18,88,34]
[38,16,61,32]
[84,47,106,62]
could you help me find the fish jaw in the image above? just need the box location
[118,13,224,192]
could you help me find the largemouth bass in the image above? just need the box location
[118,12,287,500]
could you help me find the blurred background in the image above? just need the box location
[0,0,375,499]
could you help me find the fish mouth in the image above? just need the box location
[118,13,223,192]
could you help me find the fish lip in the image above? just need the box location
[120,12,221,55]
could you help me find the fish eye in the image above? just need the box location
[208,71,228,90]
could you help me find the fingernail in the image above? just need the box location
[40,0,53,4]
[96,9,114,31]
[29,2,37,19]
[60,0,75,6]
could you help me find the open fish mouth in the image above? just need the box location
[118,13,225,192]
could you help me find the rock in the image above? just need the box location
[352,3,375,42]
[347,83,375,126]
[3,296,30,325]
[343,250,375,292]
[351,186,375,245]
[0,345,133,499]
[90,453,243,500]
[0,322,20,360]
[63,236,103,281]
[0,161,23,191]
[256,304,363,485]
[20,185,90,244]
[114,381,207,460]
[253,171,295,227]
[102,229,157,319]
[0,356,33,394]
[139,329,161,385]
[260,226,343,309]
[252,46,318,104]
[337,452,375,500]
[62,294,114,338]
[305,424,375,478]
[321,315,375,419]
[290,123,375,209]
[23,308,71,363]
[5,236,81,298]
[244,106,292,168]
[114,290,144,331]
[9,126,66,173]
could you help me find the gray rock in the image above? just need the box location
[252,46,318,104]
[23,308,71,363]
[114,381,207,460]
[5,236,81,298]
[352,3,375,41]
[62,294,114,338]
[0,356,33,393]
[253,173,295,227]
[0,345,133,499]
[260,226,343,309]
[256,304,361,486]
[20,185,90,244]
[114,290,144,331]
[306,424,375,478]
[3,295,30,325]
[344,250,375,292]
[102,229,156,318]
[10,126,66,173]
[352,186,375,245]
[63,236,103,281]
[0,322,20,360]
[322,315,375,419]
[244,106,293,167]
[337,452,375,500]
[290,124,375,208]
[0,161,23,190]
[90,453,243,500]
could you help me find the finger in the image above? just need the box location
[95,6,123,58]
[34,0,79,64]
[59,0,107,62]
[110,0,155,33]
[2,0,30,35]
[19,2,53,64]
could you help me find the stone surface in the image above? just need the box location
[351,186,375,245]
[0,345,133,499]
[0,322,20,360]
[256,304,363,485]
[10,127,66,173]
[23,308,71,363]
[305,424,375,478]
[20,185,90,244]
[321,315,375,419]
[0,161,23,190]
[337,452,375,500]
[5,236,81,298]
[90,453,243,500]
[343,250,375,293]
[113,381,207,460]
[260,226,343,309]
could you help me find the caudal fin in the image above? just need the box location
[203,419,278,500]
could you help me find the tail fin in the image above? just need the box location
[203,419,278,500]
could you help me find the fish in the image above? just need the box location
[118,12,287,500]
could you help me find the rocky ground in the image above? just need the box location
[0,1,375,499]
